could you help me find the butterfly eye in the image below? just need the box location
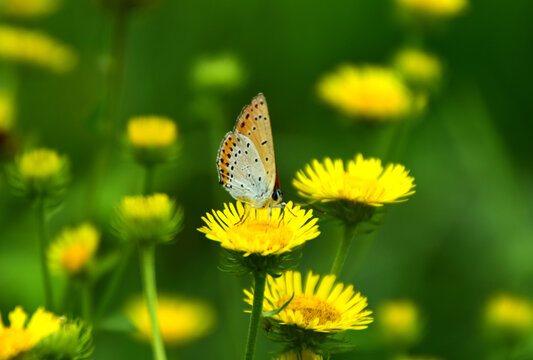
[272,189,283,202]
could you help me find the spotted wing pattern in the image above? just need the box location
[216,132,271,206]
[233,93,277,194]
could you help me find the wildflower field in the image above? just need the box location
[1,0,533,359]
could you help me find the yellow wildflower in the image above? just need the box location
[115,193,183,244]
[198,201,319,256]
[395,48,442,88]
[317,65,413,120]
[245,271,373,333]
[378,300,421,346]
[127,116,177,148]
[48,223,100,275]
[125,295,216,345]
[485,293,533,336]
[0,25,76,73]
[18,148,62,180]
[294,154,415,207]
[0,307,61,360]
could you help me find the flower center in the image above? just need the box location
[341,173,385,201]
[61,243,91,273]
[280,295,341,325]
[228,221,294,250]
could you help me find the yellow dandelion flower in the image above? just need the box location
[0,25,76,73]
[198,201,319,257]
[125,295,216,345]
[293,154,414,206]
[1,0,61,17]
[120,193,173,221]
[294,154,415,207]
[275,350,323,360]
[317,65,413,120]
[127,116,177,148]
[245,271,373,333]
[396,0,467,17]
[47,223,100,275]
[485,293,533,336]
[0,91,15,132]
[378,300,421,345]
[115,193,182,244]
[18,148,62,180]
[394,48,442,88]
[0,306,61,360]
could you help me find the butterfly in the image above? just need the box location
[216,93,284,210]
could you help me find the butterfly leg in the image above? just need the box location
[265,206,272,232]
[234,203,251,225]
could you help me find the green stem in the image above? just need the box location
[330,224,356,277]
[244,271,266,360]
[139,245,167,360]
[60,278,74,314]
[81,279,93,322]
[95,243,134,322]
[35,199,54,310]
[142,164,155,195]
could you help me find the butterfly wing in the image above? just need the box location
[233,93,277,195]
[216,132,271,206]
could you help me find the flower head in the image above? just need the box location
[125,295,216,345]
[18,148,61,180]
[378,299,421,346]
[8,148,69,200]
[48,223,100,276]
[394,48,442,90]
[127,116,177,148]
[198,202,319,257]
[395,0,467,18]
[0,25,76,73]
[317,65,413,121]
[0,306,61,360]
[30,320,93,360]
[114,193,183,245]
[0,0,61,18]
[245,271,373,333]
[126,116,178,164]
[293,154,415,224]
[484,293,533,340]
[192,53,245,91]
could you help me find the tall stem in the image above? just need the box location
[81,279,93,322]
[330,224,356,276]
[35,199,54,309]
[139,245,167,360]
[142,164,155,195]
[244,271,266,360]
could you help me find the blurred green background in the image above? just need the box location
[1,0,533,359]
